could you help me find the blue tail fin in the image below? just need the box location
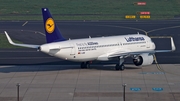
[42,8,66,43]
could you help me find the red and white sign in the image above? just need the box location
[137,2,146,6]
[140,12,150,15]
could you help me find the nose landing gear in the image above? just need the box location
[115,58,125,71]
[80,59,125,71]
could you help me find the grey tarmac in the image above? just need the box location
[0,64,179,101]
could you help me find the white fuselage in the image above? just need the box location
[40,34,155,62]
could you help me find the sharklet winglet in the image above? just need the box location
[170,37,176,51]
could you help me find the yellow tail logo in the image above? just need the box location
[45,18,55,34]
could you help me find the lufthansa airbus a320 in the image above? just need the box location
[4,8,176,71]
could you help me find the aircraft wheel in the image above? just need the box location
[85,61,90,68]
[87,63,90,68]
[120,64,125,71]
[81,62,90,69]
[115,64,120,71]
[81,62,85,69]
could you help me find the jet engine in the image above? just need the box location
[133,53,154,66]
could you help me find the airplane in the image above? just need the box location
[4,8,176,71]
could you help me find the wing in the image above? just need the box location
[99,37,176,60]
[4,31,40,48]
[108,50,151,58]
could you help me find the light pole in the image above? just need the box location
[16,83,20,101]
[122,83,127,101]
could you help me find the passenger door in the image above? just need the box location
[70,43,76,55]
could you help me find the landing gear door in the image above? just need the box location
[70,43,76,55]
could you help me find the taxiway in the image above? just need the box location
[0,20,180,101]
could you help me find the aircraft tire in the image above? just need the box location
[81,62,85,69]
[115,64,120,70]
[86,64,90,68]
[120,64,125,71]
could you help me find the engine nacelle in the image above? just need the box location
[133,53,154,66]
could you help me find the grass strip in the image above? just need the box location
[0,0,179,20]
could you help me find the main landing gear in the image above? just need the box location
[81,61,90,69]
[80,59,125,71]
[115,58,125,71]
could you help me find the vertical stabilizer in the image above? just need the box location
[42,8,66,43]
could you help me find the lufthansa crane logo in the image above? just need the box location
[45,18,55,34]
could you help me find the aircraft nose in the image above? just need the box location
[39,44,49,53]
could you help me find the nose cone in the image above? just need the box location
[39,44,49,53]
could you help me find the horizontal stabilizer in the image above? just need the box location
[4,31,40,48]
